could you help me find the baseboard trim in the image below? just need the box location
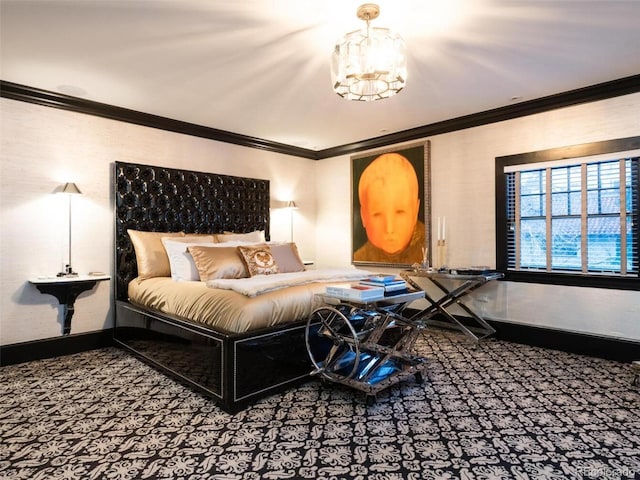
[404,310,639,363]
[488,320,640,363]
[2,320,638,366]
[0,329,115,366]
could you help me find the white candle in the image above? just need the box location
[442,216,446,241]
[437,217,441,241]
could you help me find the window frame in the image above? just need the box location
[495,136,640,291]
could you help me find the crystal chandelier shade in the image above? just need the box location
[331,4,407,101]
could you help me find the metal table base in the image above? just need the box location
[400,270,503,343]
[305,291,428,404]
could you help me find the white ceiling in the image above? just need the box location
[1,0,639,151]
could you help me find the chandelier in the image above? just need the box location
[331,3,406,101]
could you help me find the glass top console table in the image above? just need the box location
[399,269,503,343]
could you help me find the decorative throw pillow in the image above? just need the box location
[128,230,184,279]
[270,242,305,273]
[218,230,266,243]
[161,237,216,281]
[187,246,249,281]
[237,245,280,276]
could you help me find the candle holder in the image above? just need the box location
[421,246,429,270]
[436,215,447,269]
[437,239,447,269]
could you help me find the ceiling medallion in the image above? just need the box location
[331,3,407,101]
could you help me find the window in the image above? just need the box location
[496,137,640,290]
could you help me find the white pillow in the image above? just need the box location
[162,237,259,281]
[218,230,266,243]
[162,238,216,281]
[215,240,267,247]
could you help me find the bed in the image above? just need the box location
[113,161,366,412]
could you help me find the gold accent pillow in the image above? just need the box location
[187,246,249,281]
[237,245,280,276]
[128,230,184,279]
[270,242,305,273]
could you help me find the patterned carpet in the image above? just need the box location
[1,332,639,480]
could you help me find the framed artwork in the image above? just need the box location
[351,141,431,267]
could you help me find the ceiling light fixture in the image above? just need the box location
[331,3,406,102]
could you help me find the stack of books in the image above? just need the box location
[359,274,409,296]
[325,283,385,302]
[324,275,417,302]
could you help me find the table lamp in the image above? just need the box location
[286,200,298,242]
[57,182,82,276]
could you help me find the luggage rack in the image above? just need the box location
[305,291,428,404]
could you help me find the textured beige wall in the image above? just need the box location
[3,92,639,346]
[315,93,640,342]
[0,98,316,345]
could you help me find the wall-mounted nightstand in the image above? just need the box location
[29,275,110,335]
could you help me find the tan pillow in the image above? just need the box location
[270,242,305,273]
[128,230,184,279]
[218,230,266,243]
[187,246,249,281]
[237,245,280,276]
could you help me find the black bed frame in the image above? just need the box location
[113,161,313,413]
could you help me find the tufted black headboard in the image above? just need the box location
[114,161,270,301]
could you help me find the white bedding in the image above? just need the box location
[206,268,373,297]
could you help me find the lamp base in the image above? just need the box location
[57,264,78,278]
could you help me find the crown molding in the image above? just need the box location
[2,74,639,161]
[316,74,640,159]
[0,80,317,160]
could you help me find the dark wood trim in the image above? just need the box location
[500,272,640,290]
[0,329,115,366]
[0,81,317,160]
[2,74,640,160]
[318,74,640,158]
[495,136,640,289]
[495,160,509,274]
[488,319,640,363]
[402,308,640,363]
[2,320,637,367]
[497,136,640,167]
